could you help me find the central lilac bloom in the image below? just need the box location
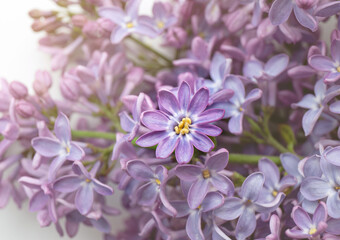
[136,80,225,164]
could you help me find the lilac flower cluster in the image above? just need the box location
[2,0,340,239]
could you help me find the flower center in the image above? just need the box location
[309,227,317,235]
[85,178,91,183]
[174,117,191,135]
[239,106,244,112]
[155,179,161,185]
[126,22,134,28]
[202,169,210,179]
[66,146,70,153]
[335,186,340,190]
[156,20,165,29]
[272,190,278,197]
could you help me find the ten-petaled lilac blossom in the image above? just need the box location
[175,148,234,209]
[136,80,225,164]
[286,202,328,239]
[309,39,340,83]
[32,113,85,180]
[213,76,262,135]
[98,0,157,44]
[215,172,285,240]
[53,161,113,215]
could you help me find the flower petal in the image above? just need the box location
[141,111,169,131]
[93,179,113,196]
[158,90,180,116]
[137,182,158,206]
[175,165,202,181]
[32,137,62,157]
[191,132,214,152]
[312,202,327,225]
[54,112,71,144]
[68,143,84,161]
[178,81,191,111]
[186,211,204,240]
[211,174,234,196]
[241,172,264,201]
[194,124,222,137]
[327,193,340,218]
[188,178,209,209]
[175,138,194,164]
[48,155,67,181]
[136,131,168,147]
[29,190,49,212]
[156,135,179,158]
[302,108,323,136]
[309,55,335,71]
[269,0,293,25]
[300,177,332,201]
[75,184,94,215]
[259,158,280,189]
[201,192,224,212]
[188,87,209,116]
[194,109,225,124]
[206,148,229,171]
[292,206,312,230]
[126,160,154,180]
[214,197,244,220]
[264,54,289,77]
[235,207,256,240]
[54,176,82,193]
[228,113,244,135]
[293,5,318,32]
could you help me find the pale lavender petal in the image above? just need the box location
[243,60,263,79]
[194,109,225,124]
[329,101,340,115]
[75,184,94,215]
[48,155,67,181]
[309,55,335,71]
[175,138,194,164]
[235,207,256,240]
[316,2,340,17]
[326,218,340,235]
[241,172,264,201]
[324,146,340,166]
[286,228,310,239]
[178,81,191,111]
[54,112,71,143]
[201,192,224,212]
[90,217,111,233]
[279,175,297,191]
[259,158,280,189]
[119,111,135,132]
[68,143,84,161]
[175,165,202,181]
[136,131,168,147]
[293,5,318,32]
[331,39,340,65]
[293,94,318,109]
[156,135,179,158]
[228,113,243,135]
[158,90,180,116]
[186,211,204,240]
[264,54,289,77]
[312,202,327,225]
[280,153,301,179]
[254,192,285,214]
[206,148,229,171]
[126,160,154,180]
[211,174,234,196]
[327,193,340,218]
[269,0,293,25]
[300,177,332,201]
[224,75,245,105]
[171,201,191,218]
[110,27,130,44]
[126,0,140,19]
[302,108,323,136]
[191,132,214,152]
[210,52,231,84]
[188,87,209,115]
[188,178,209,209]
[194,124,222,137]
[98,7,125,24]
[53,176,82,193]
[32,137,62,157]
[93,179,113,196]
[141,111,169,131]
[192,37,208,61]
[215,197,244,220]
[29,190,48,212]
[137,182,158,206]
[292,206,312,230]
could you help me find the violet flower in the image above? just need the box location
[98,0,157,44]
[215,172,285,240]
[136,80,225,164]
[309,39,340,83]
[213,76,262,135]
[269,0,318,31]
[32,113,85,180]
[175,148,234,209]
[286,202,328,239]
[53,161,113,215]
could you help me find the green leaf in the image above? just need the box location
[278,124,296,147]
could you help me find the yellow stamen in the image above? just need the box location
[198,32,205,38]
[272,190,278,197]
[337,66,340,72]
[85,178,91,183]
[335,186,340,190]
[239,107,244,112]
[309,227,317,235]
[197,205,201,210]
[126,22,134,28]
[202,169,210,179]
[66,146,70,153]
[155,179,161,185]
[174,117,192,135]
[156,20,165,29]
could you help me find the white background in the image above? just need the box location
[0,1,154,239]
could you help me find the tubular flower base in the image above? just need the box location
[1,0,340,240]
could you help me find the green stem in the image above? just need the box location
[229,153,280,164]
[128,36,173,66]
[71,130,116,140]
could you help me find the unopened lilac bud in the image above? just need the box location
[83,21,104,38]
[97,18,114,33]
[2,122,19,141]
[331,29,340,41]
[29,9,56,19]
[33,71,52,96]
[166,27,187,48]
[86,0,103,6]
[295,0,317,9]
[9,81,28,99]
[15,101,36,118]
[72,15,87,27]
[60,77,80,101]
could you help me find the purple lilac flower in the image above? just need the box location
[243,54,289,83]
[269,0,318,31]
[98,0,157,44]
[322,145,340,166]
[53,161,113,215]
[265,214,281,240]
[32,113,85,180]
[136,80,225,164]
[286,202,327,239]
[171,192,225,240]
[215,172,285,240]
[300,153,340,218]
[258,158,296,203]
[309,39,340,83]
[213,76,262,135]
[175,148,234,209]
